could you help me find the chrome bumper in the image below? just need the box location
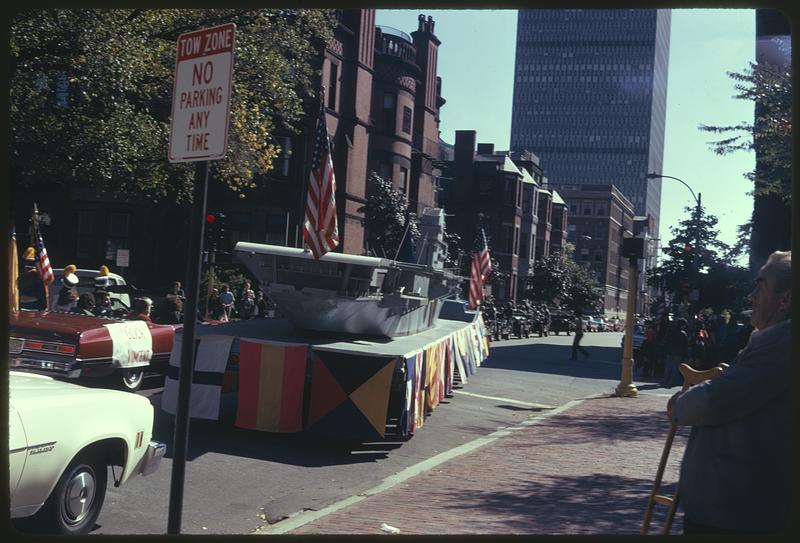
[10,356,83,378]
[140,441,166,476]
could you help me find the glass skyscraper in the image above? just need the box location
[510,9,671,234]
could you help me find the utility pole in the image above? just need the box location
[616,237,644,398]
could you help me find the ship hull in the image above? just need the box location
[267,285,443,337]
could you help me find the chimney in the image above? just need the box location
[476,143,494,155]
[455,130,476,170]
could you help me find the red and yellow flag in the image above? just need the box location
[235,340,308,432]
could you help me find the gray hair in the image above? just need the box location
[766,251,792,293]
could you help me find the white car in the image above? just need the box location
[9,371,165,534]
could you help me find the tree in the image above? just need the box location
[699,57,791,204]
[562,261,603,314]
[10,9,336,204]
[523,252,602,312]
[524,253,570,305]
[647,204,731,295]
[359,172,420,258]
[648,205,751,313]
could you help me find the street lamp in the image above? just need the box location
[646,173,703,307]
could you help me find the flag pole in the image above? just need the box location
[31,203,49,309]
[298,86,325,250]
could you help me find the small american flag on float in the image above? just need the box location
[32,208,55,286]
[302,99,339,259]
[468,224,492,310]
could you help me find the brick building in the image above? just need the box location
[438,131,570,303]
[558,184,635,318]
[13,9,447,292]
[322,11,445,254]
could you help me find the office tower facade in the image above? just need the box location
[510,9,671,238]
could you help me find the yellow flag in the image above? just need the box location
[9,224,19,313]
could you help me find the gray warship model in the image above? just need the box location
[234,208,463,337]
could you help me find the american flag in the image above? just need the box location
[303,101,339,259]
[32,211,55,286]
[468,225,492,310]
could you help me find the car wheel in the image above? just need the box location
[42,454,107,535]
[119,367,145,392]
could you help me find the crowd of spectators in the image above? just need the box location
[636,310,754,384]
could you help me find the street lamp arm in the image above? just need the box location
[646,173,699,206]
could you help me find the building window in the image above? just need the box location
[274,136,292,177]
[503,225,514,253]
[328,62,338,111]
[77,213,95,259]
[383,93,396,132]
[104,213,130,263]
[398,167,408,195]
[402,106,412,134]
[504,178,516,204]
[378,162,392,182]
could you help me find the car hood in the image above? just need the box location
[9,371,149,409]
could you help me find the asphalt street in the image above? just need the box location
[90,330,663,535]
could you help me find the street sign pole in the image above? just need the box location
[167,160,208,534]
[165,23,235,534]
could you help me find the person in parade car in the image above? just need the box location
[126,297,153,323]
[17,247,47,310]
[53,264,79,312]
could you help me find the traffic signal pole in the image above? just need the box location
[616,254,639,398]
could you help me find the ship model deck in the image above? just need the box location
[234,208,462,337]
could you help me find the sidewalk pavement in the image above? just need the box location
[267,389,688,536]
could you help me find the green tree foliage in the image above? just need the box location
[648,205,751,312]
[523,252,602,312]
[525,253,570,304]
[443,229,462,269]
[647,204,730,294]
[699,57,792,204]
[562,261,603,314]
[359,173,420,258]
[10,9,336,203]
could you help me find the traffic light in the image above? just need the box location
[216,212,227,249]
[205,212,219,250]
[683,243,693,253]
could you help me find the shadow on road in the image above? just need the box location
[150,396,407,467]
[484,342,624,379]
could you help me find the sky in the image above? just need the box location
[376,9,756,256]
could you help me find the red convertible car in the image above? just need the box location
[8,310,178,392]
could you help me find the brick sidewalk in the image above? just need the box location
[279,392,689,535]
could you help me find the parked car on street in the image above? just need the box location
[620,323,646,355]
[549,312,575,335]
[9,371,165,534]
[587,317,603,332]
[9,310,178,391]
[606,317,624,332]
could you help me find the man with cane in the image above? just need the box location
[667,251,792,534]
